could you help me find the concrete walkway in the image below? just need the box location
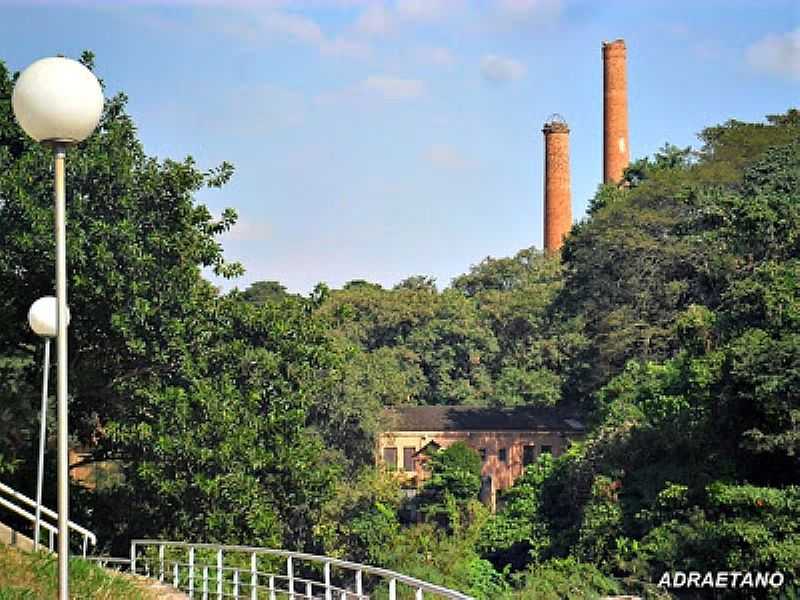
[125,573,190,599]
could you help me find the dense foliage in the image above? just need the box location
[1,52,798,598]
[0,55,341,557]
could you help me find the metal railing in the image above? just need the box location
[130,540,473,600]
[0,480,96,557]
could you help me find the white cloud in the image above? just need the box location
[216,10,322,45]
[663,22,690,38]
[413,45,456,67]
[260,10,324,44]
[692,40,723,62]
[746,29,800,80]
[208,209,273,242]
[255,10,370,57]
[425,144,474,170]
[496,0,561,27]
[355,4,394,35]
[479,54,527,83]
[362,76,425,100]
[397,0,463,22]
[192,8,371,60]
[114,0,369,6]
[180,83,307,138]
[321,36,372,58]
[314,75,425,105]
[223,219,274,242]
[352,0,463,37]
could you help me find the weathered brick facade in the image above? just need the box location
[602,39,629,184]
[378,406,584,509]
[542,118,571,252]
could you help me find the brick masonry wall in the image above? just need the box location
[378,430,575,491]
[543,121,571,252]
[603,39,629,184]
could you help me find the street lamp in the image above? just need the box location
[12,57,103,600]
[28,297,70,552]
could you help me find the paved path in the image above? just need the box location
[125,573,190,599]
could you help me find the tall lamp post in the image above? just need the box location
[12,57,103,600]
[28,297,70,551]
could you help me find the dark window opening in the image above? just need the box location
[523,445,536,466]
[540,445,552,455]
[479,448,487,462]
[383,447,398,470]
[498,448,507,463]
[403,447,415,472]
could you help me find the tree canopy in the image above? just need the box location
[1,51,798,598]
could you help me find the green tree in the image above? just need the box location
[394,275,437,293]
[480,454,556,569]
[316,283,499,406]
[381,510,510,599]
[0,56,238,475]
[418,442,483,532]
[425,442,483,500]
[315,467,402,564]
[405,290,499,406]
[454,248,576,407]
[99,294,343,552]
[239,280,294,304]
[512,557,623,600]
[514,109,800,594]
[694,111,800,186]
[309,343,426,472]
[0,56,343,557]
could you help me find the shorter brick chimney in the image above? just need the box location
[542,115,572,252]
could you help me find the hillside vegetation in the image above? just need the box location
[0,52,798,598]
[0,545,157,599]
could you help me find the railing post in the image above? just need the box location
[49,529,54,552]
[130,541,137,574]
[217,548,223,599]
[82,535,88,558]
[189,546,195,598]
[250,552,258,600]
[324,561,332,600]
[103,541,467,600]
[287,555,294,599]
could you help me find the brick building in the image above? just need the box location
[377,405,585,507]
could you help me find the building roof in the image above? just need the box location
[383,405,585,433]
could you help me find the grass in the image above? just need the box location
[0,544,158,599]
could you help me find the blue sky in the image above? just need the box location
[2,0,798,294]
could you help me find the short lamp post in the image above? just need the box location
[28,297,70,552]
[12,57,103,600]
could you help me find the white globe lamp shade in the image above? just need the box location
[28,296,70,338]
[12,56,103,143]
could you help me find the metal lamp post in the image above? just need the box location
[28,297,70,552]
[12,57,103,600]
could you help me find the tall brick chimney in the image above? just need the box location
[602,39,629,184]
[542,115,571,252]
